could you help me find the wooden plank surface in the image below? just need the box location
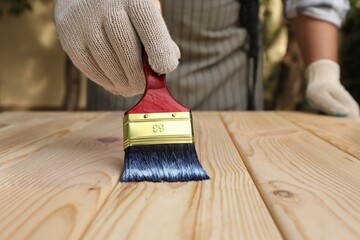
[0,112,123,240]
[279,112,360,159]
[0,112,105,167]
[82,112,283,240]
[221,112,360,240]
[1,111,359,240]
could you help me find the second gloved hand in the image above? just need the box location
[305,60,360,121]
[55,0,180,96]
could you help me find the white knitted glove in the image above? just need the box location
[54,0,180,96]
[305,60,360,121]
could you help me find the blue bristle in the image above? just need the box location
[120,144,210,182]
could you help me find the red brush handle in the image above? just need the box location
[126,51,189,114]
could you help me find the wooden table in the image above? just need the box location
[0,111,359,240]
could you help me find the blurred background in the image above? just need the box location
[0,0,359,111]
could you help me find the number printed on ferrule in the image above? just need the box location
[153,124,165,133]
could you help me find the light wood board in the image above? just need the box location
[0,113,122,240]
[1,111,359,240]
[81,112,282,240]
[0,112,105,167]
[279,112,360,159]
[221,112,360,240]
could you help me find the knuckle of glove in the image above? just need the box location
[55,0,153,97]
[108,81,145,97]
[119,71,146,97]
[306,83,322,100]
[306,85,333,112]
[55,0,89,30]
[148,41,180,74]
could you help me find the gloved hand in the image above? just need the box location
[54,0,180,96]
[305,60,360,121]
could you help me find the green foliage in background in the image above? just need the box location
[260,0,288,109]
[340,0,360,102]
[0,0,32,16]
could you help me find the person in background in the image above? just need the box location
[286,1,359,120]
[54,0,359,120]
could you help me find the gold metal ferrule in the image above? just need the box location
[123,112,195,149]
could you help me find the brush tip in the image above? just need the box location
[121,144,209,183]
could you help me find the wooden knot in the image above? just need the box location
[97,137,120,143]
[273,190,294,198]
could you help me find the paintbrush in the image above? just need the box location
[120,51,209,182]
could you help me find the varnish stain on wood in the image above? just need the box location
[97,137,120,143]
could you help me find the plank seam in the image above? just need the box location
[0,113,110,170]
[78,182,120,239]
[276,112,360,161]
[218,112,286,240]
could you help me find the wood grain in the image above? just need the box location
[0,113,123,240]
[279,112,360,159]
[0,112,105,168]
[0,112,53,132]
[221,112,360,240]
[82,112,282,240]
[2,111,359,240]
